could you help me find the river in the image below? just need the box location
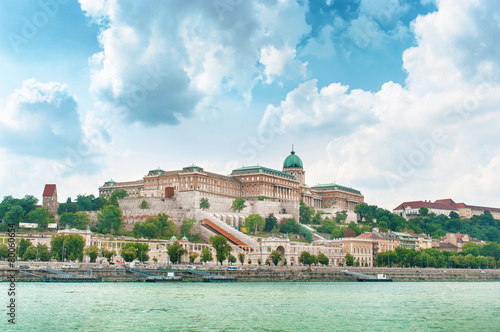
[4,282,499,331]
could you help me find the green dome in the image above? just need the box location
[283,149,303,169]
[170,235,177,241]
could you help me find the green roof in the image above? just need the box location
[311,183,362,195]
[283,150,303,169]
[183,164,203,172]
[105,179,116,186]
[231,166,296,180]
[148,168,165,176]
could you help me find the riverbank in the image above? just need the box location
[1,266,498,282]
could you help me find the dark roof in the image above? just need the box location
[43,184,56,197]
[231,166,296,180]
[393,200,458,211]
[311,183,362,195]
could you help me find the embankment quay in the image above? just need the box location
[1,266,498,282]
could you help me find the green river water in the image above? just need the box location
[3,282,499,331]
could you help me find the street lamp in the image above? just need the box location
[62,239,66,262]
[36,248,39,262]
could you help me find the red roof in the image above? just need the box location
[356,233,373,238]
[42,184,56,197]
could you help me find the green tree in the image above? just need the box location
[189,252,199,263]
[23,245,38,261]
[317,253,329,266]
[280,218,297,233]
[419,207,429,217]
[231,198,247,212]
[264,214,278,232]
[18,238,32,259]
[257,259,261,265]
[299,251,314,266]
[200,198,210,210]
[92,196,108,211]
[26,207,54,231]
[121,246,137,262]
[299,201,315,224]
[354,203,377,223]
[244,214,265,234]
[449,211,460,219]
[345,253,354,266]
[97,205,123,234]
[0,244,9,260]
[167,241,187,264]
[51,234,85,261]
[109,189,128,207]
[102,248,117,263]
[210,235,232,265]
[200,247,213,263]
[85,245,100,263]
[238,253,245,265]
[59,212,90,230]
[228,254,237,264]
[140,200,148,209]
[180,219,196,239]
[5,206,24,227]
[37,244,51,261]
[335,210,348,223]
[57,200,79,215]
[76,194,95,211]
[269,250,282,266]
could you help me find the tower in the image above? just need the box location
[283,146,305,186]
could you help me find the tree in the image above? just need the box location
[92,196,108,211]
[269,250,282,266]
[210,235,232,265]
[122,242,150,262]
[57,201,79,215]
[299,251,314,266]
[200,247,213,263]
[264,214,278,232]
[343,228,356,237]
[85,245,100,263]
[51,234,85,261]
[345,253,354,266]
[317,253,329,266]
[26,208,54,231]
[140,200,148,209]
[280,218,297,233]
[200,198,210,210]
[121,246,137,262]
[18,238,32,259]
[238,253,245,266]
[4,206,24,227]
[354,203,377,223]
[449,211,460,219]
[228,254,237,264]
[244,214,265,234]
[97,205,123,234]
[76,194,95,211]
[102,248,117,263]
[189,252,199,263]
[231,198,246,212]
[59,212,90,230]
[335,211,348,223]
[23,245,38,261]
[37,244,51,261]
[299,201,315,224]
[0,244,8,260]
[180,219,196,239]
[167,241,187,264]
[419,207,429,218]
[109,189,128,207]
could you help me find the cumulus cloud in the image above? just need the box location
[260,0,500,208]
[0,79,83,158]
[79,0,310,126]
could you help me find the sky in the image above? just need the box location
[1,0,499,211]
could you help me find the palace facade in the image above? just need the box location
[99,149,364,212]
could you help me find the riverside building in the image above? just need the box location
[99,148,364,212]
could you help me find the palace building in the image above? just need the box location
[99,148,364,212]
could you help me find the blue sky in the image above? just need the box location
[1,0,500,210]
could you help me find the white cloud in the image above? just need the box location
[79,0,310,126]
[260,0,500,208]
